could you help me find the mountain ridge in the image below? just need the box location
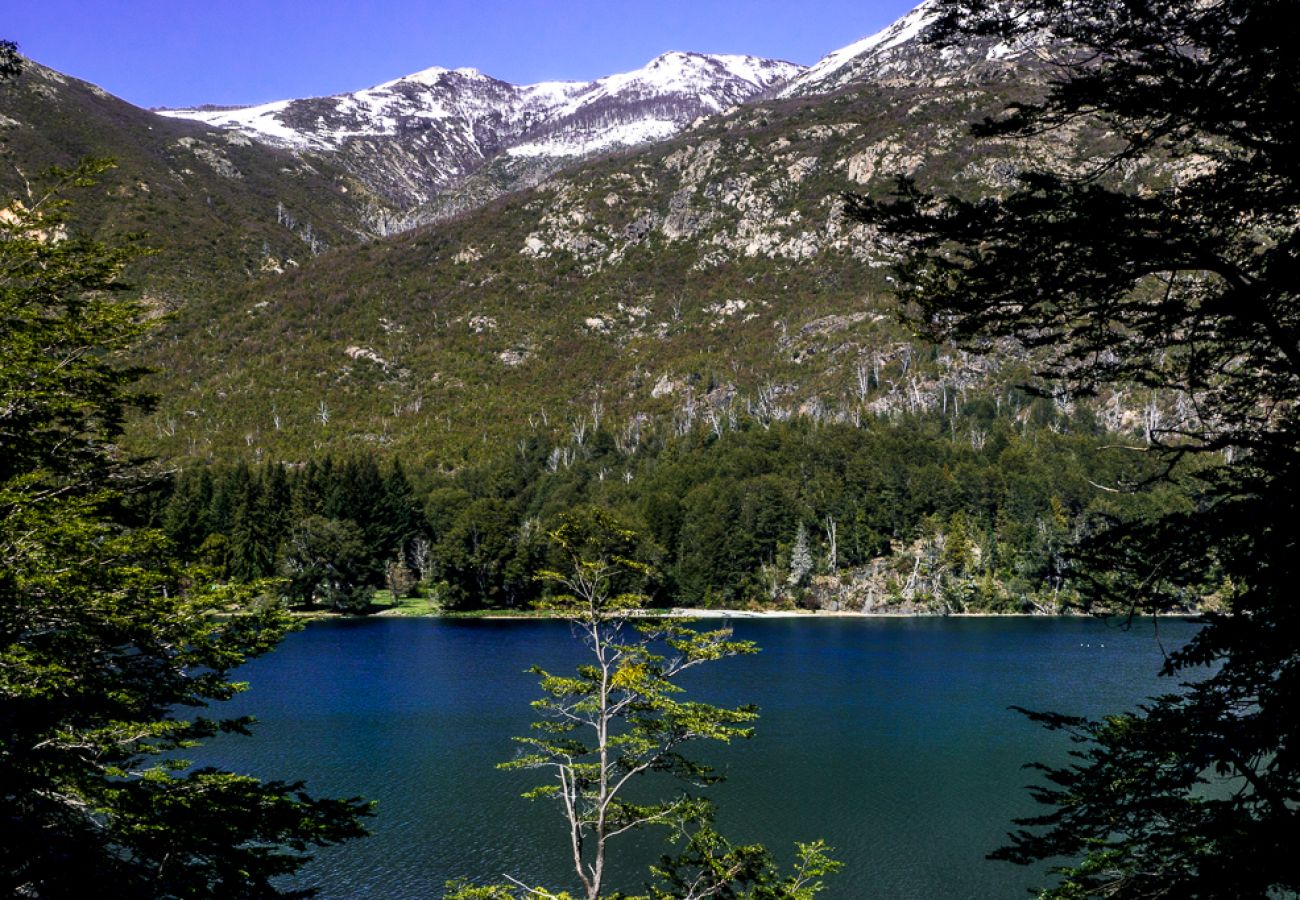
[156,51,803,226]
[3,0,1118,467]
[0,58,393,294]
[145,1,1050,230]
[133,61,1114,464]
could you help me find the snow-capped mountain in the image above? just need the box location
[153,2,1049,230]
[159,52,801,224]
[779,0,1045,97]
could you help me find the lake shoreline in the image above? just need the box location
[291,606,1196,622]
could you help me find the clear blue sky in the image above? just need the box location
[7,1,921,109]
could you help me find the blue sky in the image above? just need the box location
[7,1,920,108]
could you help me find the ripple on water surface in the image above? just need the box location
[196,616,1200,899]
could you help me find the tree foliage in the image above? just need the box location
[0,163,370,897]
[847,1,1300,896]
[644,823,839,900]
[0,41,19,83]
[160,455,426,608]
[280,514,375,612]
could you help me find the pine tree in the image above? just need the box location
[229,475,275,582]
[325,456,386,577]
[205,461,249,541]
[261,461,292,538]
[379,459,424,564]
[161,468,213,559]
[291,457,329,521]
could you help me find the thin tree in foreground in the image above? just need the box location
[0,146,370,895]
[847,1,1300,896]
[510,510,758,899]
[449,509,838,900]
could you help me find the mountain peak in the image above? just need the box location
[778,0,1041,97]
[157,49,803,223]
[649,50,695,64]
[778,1,939,97]
[374,64,494,91]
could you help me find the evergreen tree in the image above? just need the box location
[261,461,292,539]
[0,159,369,896]
[379,459,424,565]
[229,475,275,582]
[161,468,212,559]
[204,460,248,541]
[291,457,329,521]
[848,1,1300,895]
[325,456,386,577]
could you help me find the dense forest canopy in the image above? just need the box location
[144,406,1189,616]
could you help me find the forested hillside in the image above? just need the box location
[0,14,1206,617]
[141,409,1194,615]
[0,58,391,299]
[132,69,1166,466]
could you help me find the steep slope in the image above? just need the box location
[0,58,394,301]
[779,0,1048,96]
[135,53,1150,465]
[1,3,1157,466]
[158,53,802,228]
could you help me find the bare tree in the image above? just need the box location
[408,536,432,586]
[823,516,838,573]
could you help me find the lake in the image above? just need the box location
[195,616,1200,899]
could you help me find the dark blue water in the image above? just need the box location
[195,616,1199,899]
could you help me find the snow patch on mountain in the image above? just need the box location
[508,118,681,159]
[789,2,939,93]
[778,2,940,97]
[155,51,801,221]
[172,100,309,147]
[779,0,1044,98]
[158,52,802,157]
